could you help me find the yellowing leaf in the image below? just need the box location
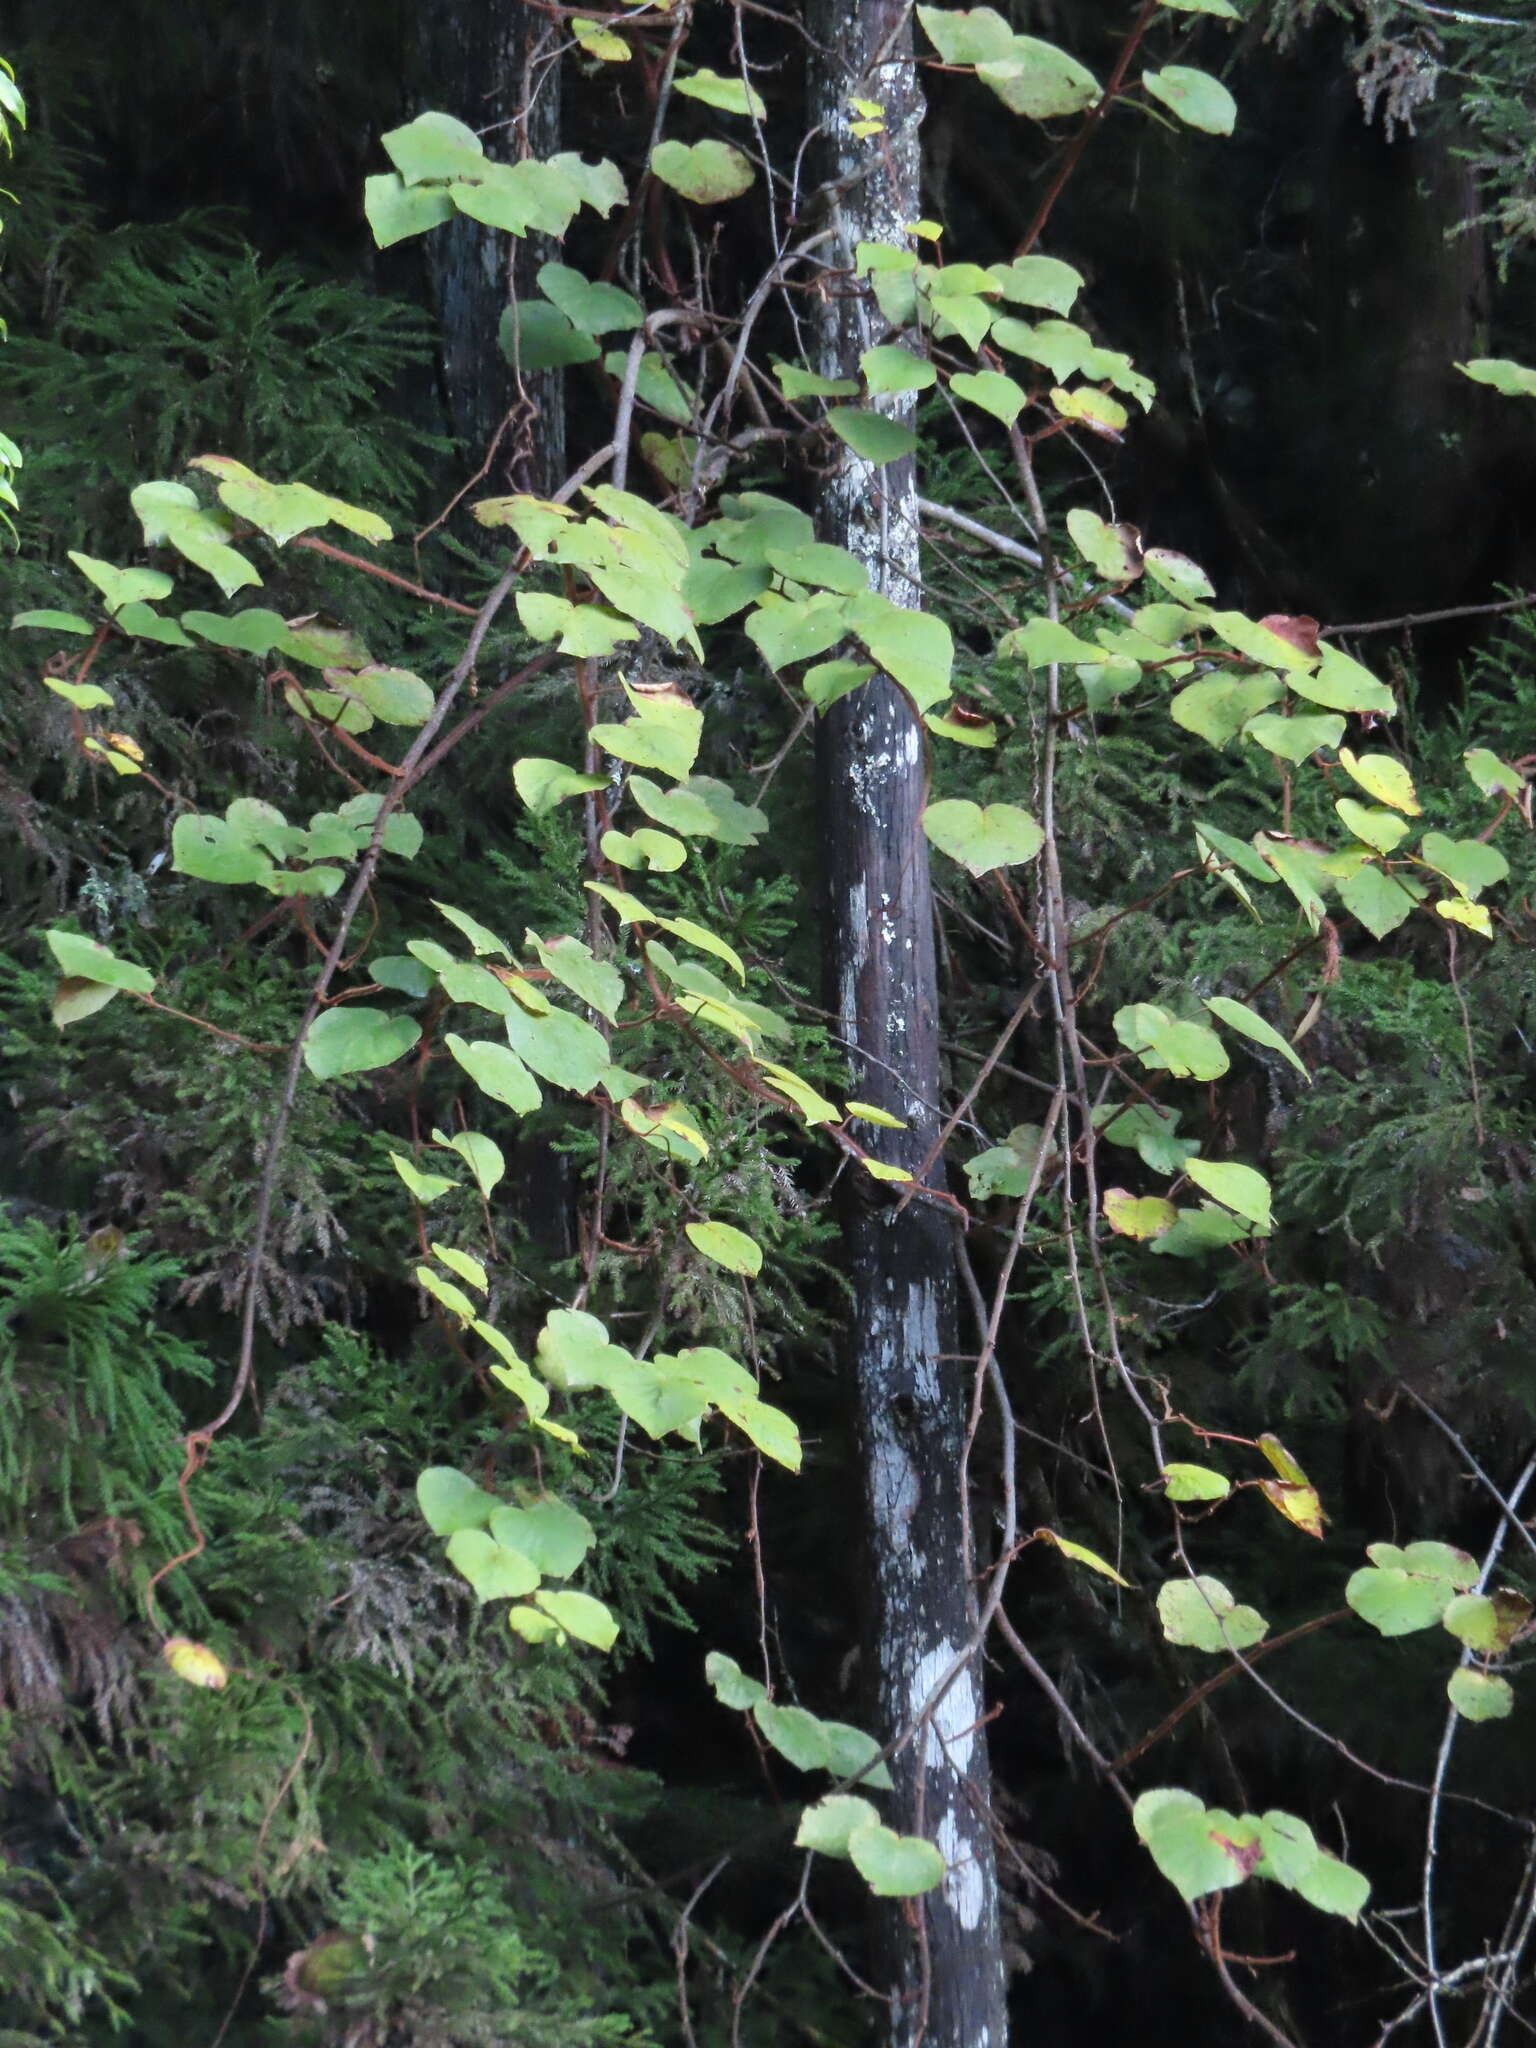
[1162,1463,1232,1503]
[1337,747,1421,815]
[685,1220,763,1276]
[163,1637,230,1690]
[573,15,630,58]
[1103,1189,1178,1239]
[1050,384,1128,436]
[1256,1434,1308,1486]
[1437,898,1492,935]
[845,1100,908,1129]
[1259,1480,1327,1540]
[1035,1528,1129,1586]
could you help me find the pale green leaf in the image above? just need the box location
[1036,1528,1130,1585]
[525,931,624,1022]
[771,360,859,399]
[1290,642,1396,716]
[826,409,919,464]
[1066,507,1143,582]
[1416,831,1508,903]
[1457,357,1536,398]
[381,110,484,183]
[1000,616,1105,666]
[976,38,1101,119]
[1133,1789,1257,1903]
[602,826,687,872]
[860,345,935,395]
[432,1243,487,1294]
[517,590,638,657]
[434,1128,507,1198]
[1142,64,1237,135]
[490,1498,594,1578]
[1339,862,1417,939]
[1337,747,1420,814]
[765,540,869,594]
[921,798,1043,875]
[304,1007,421,1081]
[1171,673,1283,748]
[503,1003,611,1093]
[446,1527,541,1601]
[986,254,1083,313]
[390,1153,460,1203]
[844,590,954,708]
[130,480,260,598]
[1094,1101,1197,1174]
[847,1823,946,1898]
[754,1701,831,1771]
[1347,1562,1458,1637]
[417,1467,499,1535]
[533,1588,620,1651]
[1448,1668,1514,1721]
[707,1650,769,1709]
[445,1033,543,1113]
[513,757,609,815]
[1464,746,1525,799]
[746,592,851,671]
[1334,799,1410,854]
[796,1795,883,1858]
[1243,711,1345,764]
[674,66,767,118]
[45,931,154,995]
[365,172,455,248]
[13,609,93,636]
[1114,1003,1228,1080]
[685,1220,763,1276]
[949,370,1026,425]
[917,6,1015,62]
[651,138,754,203]
[501,300,601,370]
[1162,1463,1232,1503]
[1158,1575,1268,1653]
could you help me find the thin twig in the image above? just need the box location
[181,557,525,1478]
[1421,1457,1536,2047]
[1323,592,1536,637]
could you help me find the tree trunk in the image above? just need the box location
[419,0,565,492]
[806,9,1008,2046]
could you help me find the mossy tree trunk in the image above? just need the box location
[807,6,1008,2044]
[419,0,565,490]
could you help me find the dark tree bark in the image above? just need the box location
[806,8,1008,2045]
[419,0,565,491]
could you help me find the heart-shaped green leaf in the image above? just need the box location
[921,798,1043,875]
[847,1822,946,1897]
[1142,64,1238,136]
[304,1007,422,1081]
[446,1527,541,1601]
[651,138,754,203]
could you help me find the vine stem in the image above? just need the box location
[1015,0,1160,258]
[190,561,530,1462]
[1421,1454,1536,2047]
